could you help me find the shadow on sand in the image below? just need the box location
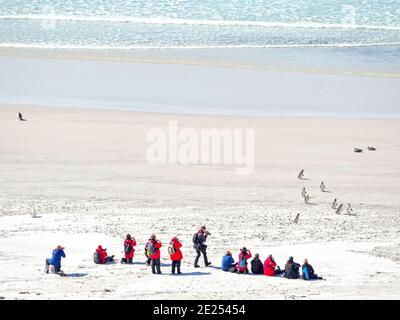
[205,265,221,270]
[66,273,88,278]
[170,271,211,276]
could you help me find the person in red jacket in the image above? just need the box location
[96,245,114,264]
[121,234,137,264]
[169,236,183,275]
[146,234,162,274]
[264,254,283,276]
[237,247,252,274]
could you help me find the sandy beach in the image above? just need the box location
[1,103,400,299]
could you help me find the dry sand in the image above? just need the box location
[1,104,400,299]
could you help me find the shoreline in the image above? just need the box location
[3,102,400,121]
[1,56,400,119]
[1,46,400,79]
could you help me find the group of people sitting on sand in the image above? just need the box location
[44,226,322,281]
[221,249,322,280]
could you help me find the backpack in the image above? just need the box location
[93,252,101,264]
[192,232,199,244]
[168,243,176,255]
[146,241,156,256]
[125,243,132,255]
[302,266,310,280]
[239,255,247,268]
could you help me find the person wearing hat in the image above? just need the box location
[169,236,183,274]
[221,250,237,272]
[45,245,65,274]
[284,256,300,279]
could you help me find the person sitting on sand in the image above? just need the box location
[284,256,300,279]
[320,181,326,192]
[95,245,114,264]
[221,251,237,272]
[298,170,304,179]
[121,234,136,264]
[302,259,323,280]
[263,254,283,276]
[332,198,338,209]
[336,204,343,214]
[250,253,264,274]
[346,203,353,215]
[45,245,65,274]
[237,247,252,274]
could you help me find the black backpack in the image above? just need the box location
[93,252,101,264]
[125,244,132,255]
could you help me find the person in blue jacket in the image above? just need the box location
[221,251,237,272]
[45,245,66,273]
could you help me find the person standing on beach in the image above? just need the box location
[45,245,65,274]
[146,234,162,274]
[336,204,343,214]
[298,170,304,179]
[193,226,211,268]
[169,236,183,275]
[332,198,338,209]
[320,181,326,192]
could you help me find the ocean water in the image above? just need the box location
[0,0,400,74]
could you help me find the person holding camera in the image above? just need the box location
[45,245,65,274]
[146,234,162,274]
[121,234,136,264]
[193,225,212,268]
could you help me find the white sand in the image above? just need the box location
[1,104,400,299]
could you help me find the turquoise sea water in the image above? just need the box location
[0,0,399,74]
